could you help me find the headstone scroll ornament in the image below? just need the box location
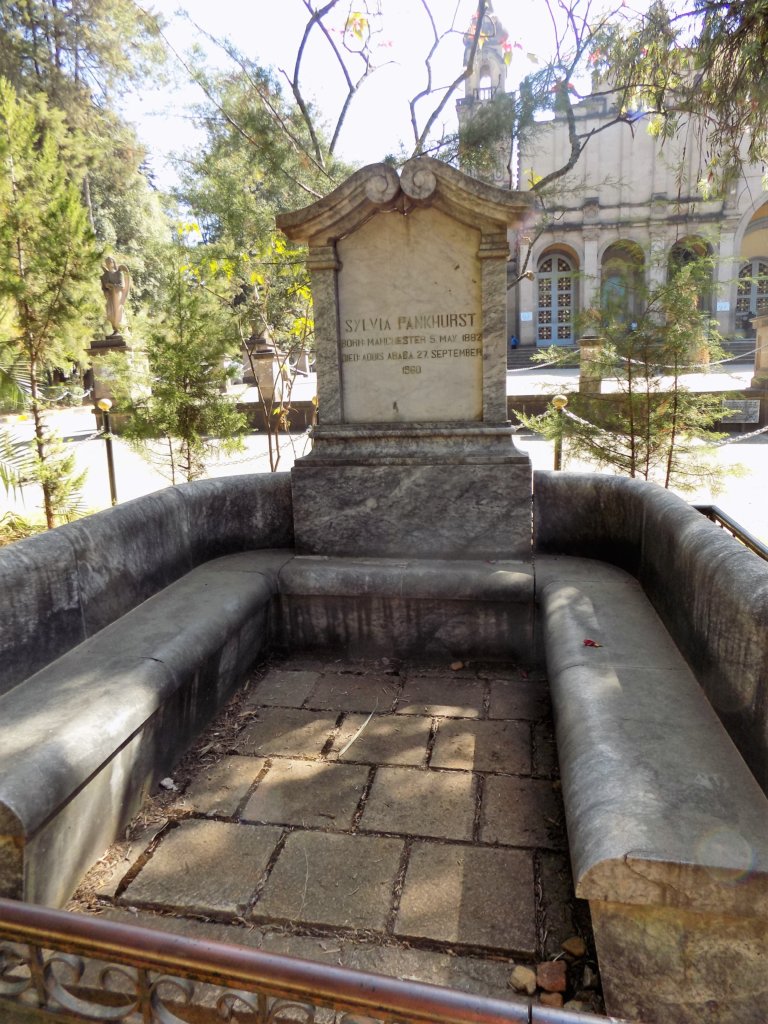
[101,257,131,336]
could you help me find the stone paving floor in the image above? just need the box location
[70,656,600,1012]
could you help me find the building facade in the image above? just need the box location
[458,4,768,348]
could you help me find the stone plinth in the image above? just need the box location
[746,313,768,425]
[88,335,128,405]
[277,159,534,561]
[291,423,531,559]
[578,335,602,394]
[751,312,768,387]
[242,329,287,402]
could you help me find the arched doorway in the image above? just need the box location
[668,238,713,313]
[536,252,576,346]
[601,243,645,324]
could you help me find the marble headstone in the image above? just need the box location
[277,158,534,559]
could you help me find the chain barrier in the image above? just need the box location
[506,358,571,372]
[712,422,768,445]
[205,430,314,467]
[619,345,758,372]
[507,346,757,375]
[561,405,768,447]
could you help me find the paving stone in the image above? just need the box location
[396,842,536,954]
[331,714,432,766]
[101,907,270,947]
[342,942,520,1003]
[474,664,521,681]
[480,776,565,849]
[305,672,401,713]
[395,676,485,718]
[180,756,265,816]
[245,670,320,708]
[257,930,346,966]
[360,766,476,840]
[121,820,282,915]
[92,821,168,898]
[242,758,369,828]
[342,942,454,987]
[430,719,531,774]
[236,708,338,758]
[444,954,524,1003]
[533,721,559,778]
[103,911,344,970]
[407,664,478,679]
[488,680,550,721]
[255,831,403,931]
[69,656,585,1014]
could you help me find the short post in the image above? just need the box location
[552,393,568,471]
[579,334,602,394]
[97,398,118,506]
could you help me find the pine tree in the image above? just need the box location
[0,78,99,527]
[121,228,248,484]
[518,257,732,492]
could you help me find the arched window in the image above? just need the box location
[536,253,575,346]
[601,243,644,324]
[736,258,768,336]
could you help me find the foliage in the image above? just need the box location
[172,69,320,472]
[0,0,165,105]
[170,1,642,196]
[591,0,768,185]
[120,230,248,484]
[0,0,170,309]
[0,79,100,527]
[0,423,34,498]
[517,257,733,492]
[0,508,45,546]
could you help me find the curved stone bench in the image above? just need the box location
[0,551,292,908]
[275,554,534,660]
[537,554,768,1024]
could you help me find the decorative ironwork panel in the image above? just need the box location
[537,253,575,345]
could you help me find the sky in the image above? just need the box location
[125,0,647,188]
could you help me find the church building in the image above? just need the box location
[457,3,768,350]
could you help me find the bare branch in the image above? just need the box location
[411,0,488,156]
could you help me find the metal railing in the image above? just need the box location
[694,504,768,560]
[0,897,629,1024]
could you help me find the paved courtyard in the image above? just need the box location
[70,657,600,1011]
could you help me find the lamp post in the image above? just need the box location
[97,398,118,506]
[551,394,568,471]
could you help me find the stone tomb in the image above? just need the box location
[277,159,534,560]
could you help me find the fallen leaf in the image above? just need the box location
[583,639,603,647]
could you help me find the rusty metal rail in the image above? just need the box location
[694,504,768,560]
[0,897,629,1024]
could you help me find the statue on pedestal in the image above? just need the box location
[101,257,131,336]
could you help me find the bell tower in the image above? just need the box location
[456,2,513,187]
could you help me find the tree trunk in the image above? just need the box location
[29,354,55,530]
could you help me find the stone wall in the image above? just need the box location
[0,474,293,697]
[533,470,768,792]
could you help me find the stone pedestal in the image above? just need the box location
[578,334,602,394]
[88,334,127,406]
[745,313,768,424]
[277,159,534,561]
[243,329,287,402]
[292,424,531,559]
